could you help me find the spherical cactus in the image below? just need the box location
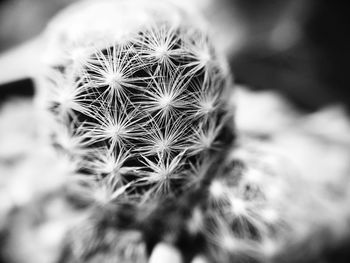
[39,0,234,206]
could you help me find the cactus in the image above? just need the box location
[38,0,242,262]
[43,19,234,206]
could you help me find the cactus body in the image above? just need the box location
[42,4,234,205]
[38,0,239,262]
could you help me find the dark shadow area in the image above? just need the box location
[0,78,34,105]
[230,0,350,113]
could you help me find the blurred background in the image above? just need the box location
[0,0,349,112]
[0,0,349,262]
